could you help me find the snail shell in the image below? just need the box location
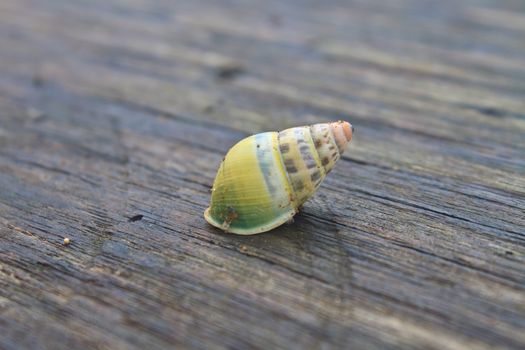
[204,121,354,235]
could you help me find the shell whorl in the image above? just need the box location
[278,121,353,207]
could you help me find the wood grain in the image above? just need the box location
[0,0,524,349]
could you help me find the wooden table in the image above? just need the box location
[1,0,524,349]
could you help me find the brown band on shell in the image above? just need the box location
[280,143,290,153]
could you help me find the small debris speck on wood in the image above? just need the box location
[215,62,245,80]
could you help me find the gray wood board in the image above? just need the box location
[0,0,524,349]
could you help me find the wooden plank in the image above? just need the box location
[0,0,524,349]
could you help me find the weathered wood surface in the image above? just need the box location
[0,0,524,349]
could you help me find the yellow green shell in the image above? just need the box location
[204,121,354,235]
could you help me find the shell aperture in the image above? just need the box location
[204,121,353,235]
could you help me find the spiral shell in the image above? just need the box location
[204,121,354,235]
